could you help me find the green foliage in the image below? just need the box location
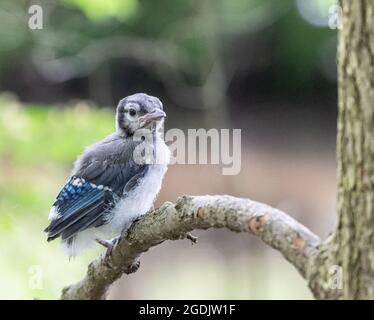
[0,95,113,299]
[0,0,337,93]
[63,0,138,22]
[0,96,113,166]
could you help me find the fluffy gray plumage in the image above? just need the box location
[45,93,170,257]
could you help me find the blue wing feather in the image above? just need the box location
[45,177,117,241]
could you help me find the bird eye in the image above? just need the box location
[128,108,137,117]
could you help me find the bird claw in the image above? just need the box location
[127,260,140,274]
[96,236,121,268]
[120,228,131,246]
[185,232,198,244]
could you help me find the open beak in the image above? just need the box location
[139,109,166,127]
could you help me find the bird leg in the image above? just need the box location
[96,225,136,267]
[95,236,121,268]
[120,227,131,244]
[183,232,198,244]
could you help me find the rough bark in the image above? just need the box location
[308,0,374,300]
[334,0,374,299]
[61,195,320,300]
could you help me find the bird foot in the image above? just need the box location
[127,260,141,274]
[120,227,132,245]
[185,232,198,244]
[96,236,121,268]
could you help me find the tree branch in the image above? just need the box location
[61,195,321,300]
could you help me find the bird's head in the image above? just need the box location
[116,93,166,135]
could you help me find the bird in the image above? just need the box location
[45,93,170,261]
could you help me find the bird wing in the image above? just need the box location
[45,163,148,242]
[45,176,117,241]
[77,160,147,195]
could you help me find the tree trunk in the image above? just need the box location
[309,0,374,299]
[335,0,374,299]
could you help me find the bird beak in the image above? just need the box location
[139,109,166,127]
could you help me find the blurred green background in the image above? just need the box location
[0,0,339,299]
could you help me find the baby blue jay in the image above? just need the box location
[45,93,170,260]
